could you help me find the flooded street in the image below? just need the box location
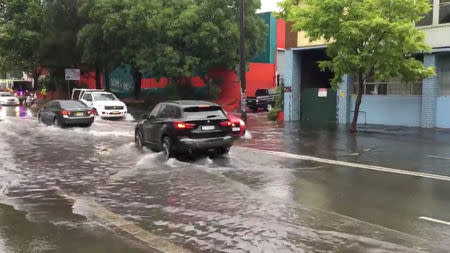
[1,107,449,252]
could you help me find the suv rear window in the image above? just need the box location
[183,106,226,119]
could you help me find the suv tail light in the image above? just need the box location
[87,109,94,115]
[174,122,196,130]
[220,121,237,127]
[61,110,71,116]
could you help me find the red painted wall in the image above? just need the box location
[78,62,276,112]
[246,63,276,97]
[276,19,286,49]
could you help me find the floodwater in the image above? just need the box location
[0,106,449,252]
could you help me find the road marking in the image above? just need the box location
[428,155,450,161]
[419,217,450,226]
[237,147,450,182]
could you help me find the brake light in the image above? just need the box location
[174,122,196,129]
[87,109,94,115]
[220,121,237,127]
[61,110,71,116]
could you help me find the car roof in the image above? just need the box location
[165,100,219,108]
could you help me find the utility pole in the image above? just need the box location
[239,0,247,122]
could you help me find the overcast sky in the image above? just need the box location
[259,0,282,13]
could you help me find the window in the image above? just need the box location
[352,78,422,96]
[47,101,59,110]
[149,104,161,118]
[83,93,93,101]
[440,0,450,24]
[440,55,450,96]
[417,0,434,26]
[183,106,226,120]
[158,105,181,119]
[93,93,118,101]
[59,100,86,109]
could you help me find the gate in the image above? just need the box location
[301,88,337,122]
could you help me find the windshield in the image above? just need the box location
[59,100,87,109]
[93,93,118,101]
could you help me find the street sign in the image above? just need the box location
[318,88,328,97]
[65,69,80,81]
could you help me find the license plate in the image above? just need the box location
[111,111,121,115]
[232,127,241,132]
[75,112,84,117]
[201,126,215,131]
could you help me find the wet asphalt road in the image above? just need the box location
[1,106,450,252]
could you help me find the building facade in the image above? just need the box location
[284,0,450,128]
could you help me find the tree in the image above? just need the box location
[77,0,125,91]
[39,0,83,91]
[279,0,435,132]
[0,0,47,88]
[128,0,266,94]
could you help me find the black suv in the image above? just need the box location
[135,101,235,159]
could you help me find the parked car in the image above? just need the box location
[38,100,95,127]
[246,88,276,112]
[0,92,20,106]
[135,101,236,159]
[71,89,127,119]
[227,113,246,137]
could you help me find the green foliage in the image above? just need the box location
[1,0,266,98]
[267,107,281,121]
[279,0,435,88]
[127,0,266,82]
[268,84,284,121]
[0,0,46,78]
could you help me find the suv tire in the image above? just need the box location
[162,136,173,160]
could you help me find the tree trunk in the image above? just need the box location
[350,72,364,133]
[95,67,102,89]
[131,67,142,98]
[103,65,110,91]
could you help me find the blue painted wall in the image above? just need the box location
[284,50,301,121]
[437,97,450,128]
[350,95,422,127]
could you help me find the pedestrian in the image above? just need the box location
[41,86,47,101]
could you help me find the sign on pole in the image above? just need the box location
[65,69,81,81]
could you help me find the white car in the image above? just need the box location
[0,92,20,106]
[75,90,127,119]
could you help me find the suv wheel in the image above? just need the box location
[266,104,273,111]
[162,137,173,160]
[135,130,144,149]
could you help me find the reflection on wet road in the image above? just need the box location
[0,109,449,252]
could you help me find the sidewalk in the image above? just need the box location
[238,113,450,177]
